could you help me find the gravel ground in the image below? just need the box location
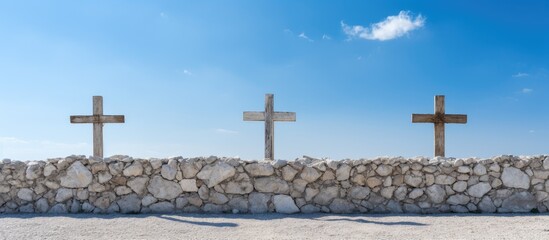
[1,213,548,240]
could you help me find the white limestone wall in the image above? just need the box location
[0,155,547,214]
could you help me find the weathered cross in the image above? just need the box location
[412,95,467,157]
[243,94,296,161]
[70,96,125,158]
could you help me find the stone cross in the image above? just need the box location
[70,96,125,158]
[412,95,467,157]
[243,94,296,161]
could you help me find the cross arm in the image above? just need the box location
[412,114,435,123]
[444,114,467,124]
[70,115,125,124]
[273,112,296,122]
[243,111,265,121]
[243,112,296,122]
[412,114,467,124]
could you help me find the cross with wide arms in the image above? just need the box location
[412,95,467,157]
[70,96,125,158]
[244,94,296,161]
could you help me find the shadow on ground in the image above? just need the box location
[156,215,238,227]
[2,212,548,228]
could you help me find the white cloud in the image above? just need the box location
[513,72,529,78]
[298,32,314,42]
[322,34,331,40]
[342,11,425,41]
[176,69,192,76]
[0,137,29,144]
[522,88,533,94]
[284,29,315,42]
[0,137,89,160]
[214,128,238,134]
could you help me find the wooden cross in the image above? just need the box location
[70,96,125,158]
[243,94,296,160]
[412,95,467,157]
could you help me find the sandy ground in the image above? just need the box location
[1,213,548,240]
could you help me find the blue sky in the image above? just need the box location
[1,1,548,160]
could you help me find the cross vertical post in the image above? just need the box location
[412,95,467,157]
[244,93,296,161]
[434,95,445,157]
[264,94,274,160]
[93,96,104,158]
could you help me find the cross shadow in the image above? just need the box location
[0,213,240,228]
[319,217,427,226]
[0,213,429,227]
[156,215,238,227]
[167,213,429,226]
[5,212,546,228]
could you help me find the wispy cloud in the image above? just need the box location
[0,137,29,144]
[214,128,238,134]
[513,72,529,78]
[342,11,425,41]
[298,32,314,42]
[284,29,316,42]
[0,137,88,160]
[322,34,331,40]
[176,69,192,76]
[522,88,533,94]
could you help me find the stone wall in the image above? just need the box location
[1,155,548,214]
